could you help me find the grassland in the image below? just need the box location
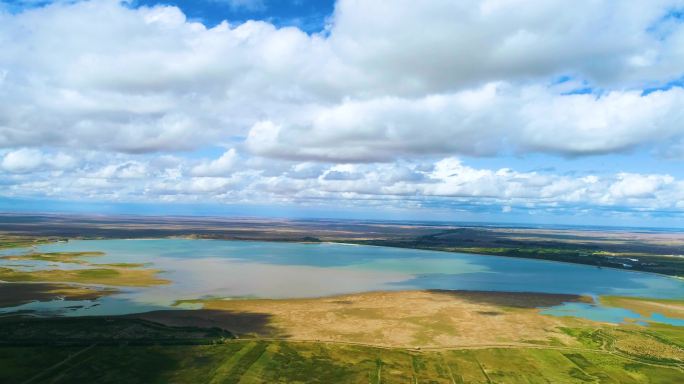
[0,266,168,287]
[1,251,105,264]
[0,316,233,347]
[1,250,150,269]
[0,235,57,250]
[0,248,167,288]
[171,290,594,348]
[0,290,683,382]
[1,335,682,383]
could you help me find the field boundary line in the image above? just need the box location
[21,344,96,384]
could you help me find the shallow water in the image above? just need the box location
[540,301,684,326]
[1,239,683,324]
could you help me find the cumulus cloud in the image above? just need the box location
[92,161,149,179]
[1,148,75,173]
[1,149,44,174]
[190,149,238,176]
[0,0,683,157]
[0,0,683,219]
[2,152,683,217]
[608,173,674,199]
[246,85,684,161]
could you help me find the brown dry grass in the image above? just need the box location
[187,290,591,348]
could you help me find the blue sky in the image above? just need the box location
[0,0,683,227]
[2,0,335,30]
[131,0,335,32]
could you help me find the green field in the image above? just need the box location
[2,341,682,383]
[0,316,683,383]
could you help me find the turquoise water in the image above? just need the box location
[541,302,647,324]
[541,302,684,326]
[1,239,683,324]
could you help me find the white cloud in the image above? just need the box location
[191,149,238,176]
[0,0,682,156]
[3,152,682,213]
[246,85,684,161]
[519,88,684,155]
[0,0,683,220]
[1,149,44,173]
[92,161,149,179]
[608,173,674,199]
[328,0,684,92]
[1,148,76,173]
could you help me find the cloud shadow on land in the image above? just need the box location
[130,309,282,337]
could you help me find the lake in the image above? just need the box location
[1,239,683,324]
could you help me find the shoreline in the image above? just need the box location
[328,240,684,281]
[123,237,684,280]
[4,236,682,281]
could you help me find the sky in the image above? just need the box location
[0,0,684,227]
